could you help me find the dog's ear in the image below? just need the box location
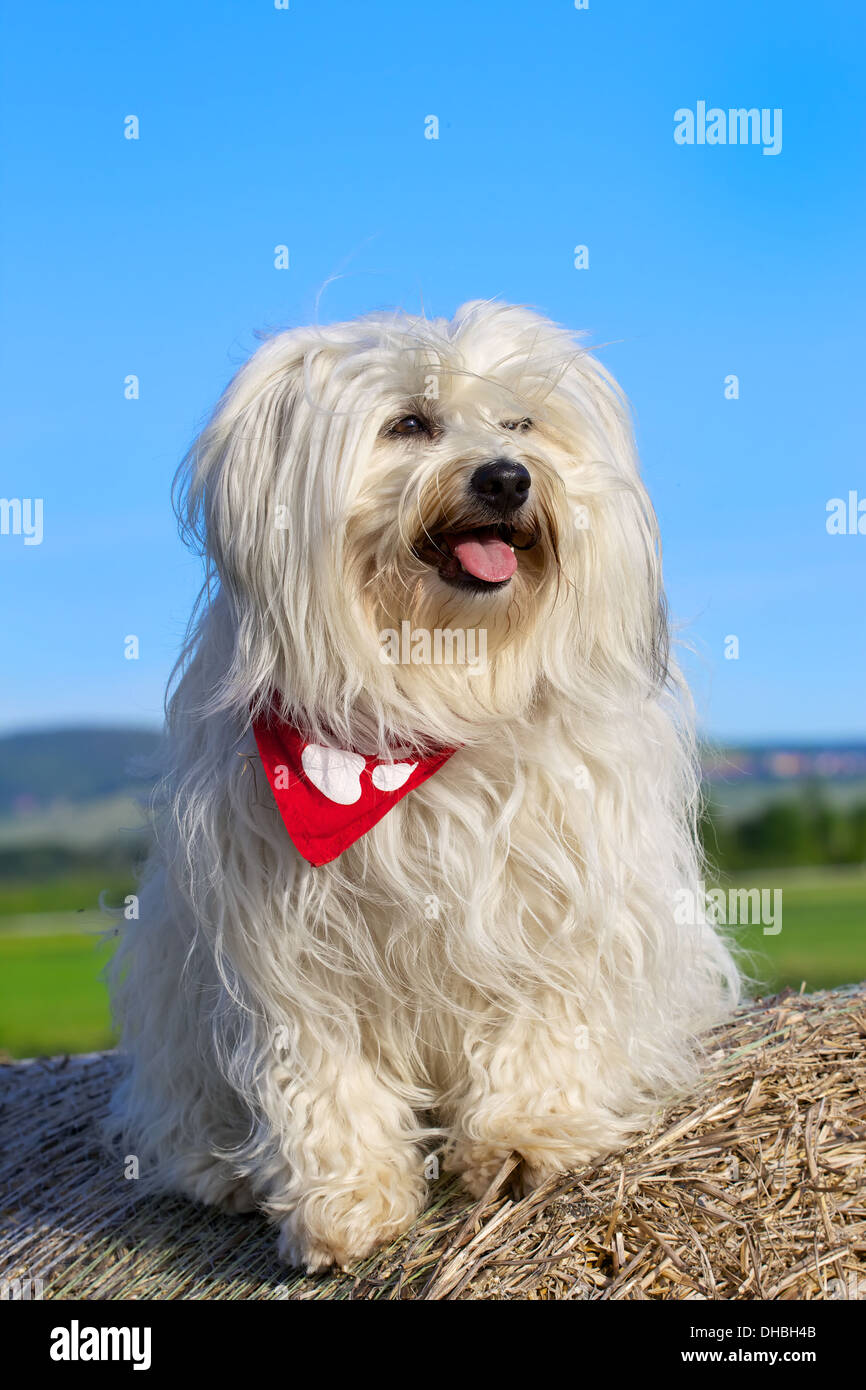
[170,329,382,727]
[173,332,309,594]
[170,332,324,722]
[551,350,671,694]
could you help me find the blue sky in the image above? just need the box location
[1,0,863,741]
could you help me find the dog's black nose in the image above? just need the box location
[469,459,531,515]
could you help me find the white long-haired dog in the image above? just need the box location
[108,301,739,1272]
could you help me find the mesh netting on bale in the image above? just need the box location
[1,984,865,1301]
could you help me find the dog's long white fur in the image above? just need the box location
[107,302,739,1271]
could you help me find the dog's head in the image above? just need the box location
[178,302,668,752]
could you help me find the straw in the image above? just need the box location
[1,983,863,1300]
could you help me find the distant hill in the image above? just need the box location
[0,727,161,816]
[2,725,865,819]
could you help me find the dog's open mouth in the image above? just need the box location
[415,522,540,591]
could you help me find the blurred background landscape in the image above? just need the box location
[1,726,864,1059]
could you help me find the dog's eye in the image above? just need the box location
[389,414,430,437]
[503,417,533,432]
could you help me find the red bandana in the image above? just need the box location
[253,714,457,866]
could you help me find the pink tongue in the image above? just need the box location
[449,531,518,583]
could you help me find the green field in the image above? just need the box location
[730,868,866,993]
[0,869,863,1059]
[0,925,116,1058]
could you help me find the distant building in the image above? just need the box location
[702,746,866,783]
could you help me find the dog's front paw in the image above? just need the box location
[448,1133,597,1201]
[277,1226,352,1275]
[174,1152,259,1214]
[274,1170,425,1274]
[446,1142,518,1200]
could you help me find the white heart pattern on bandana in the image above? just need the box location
[301,744,367,805]
[301,744,419,804]
[371,761,418,793]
